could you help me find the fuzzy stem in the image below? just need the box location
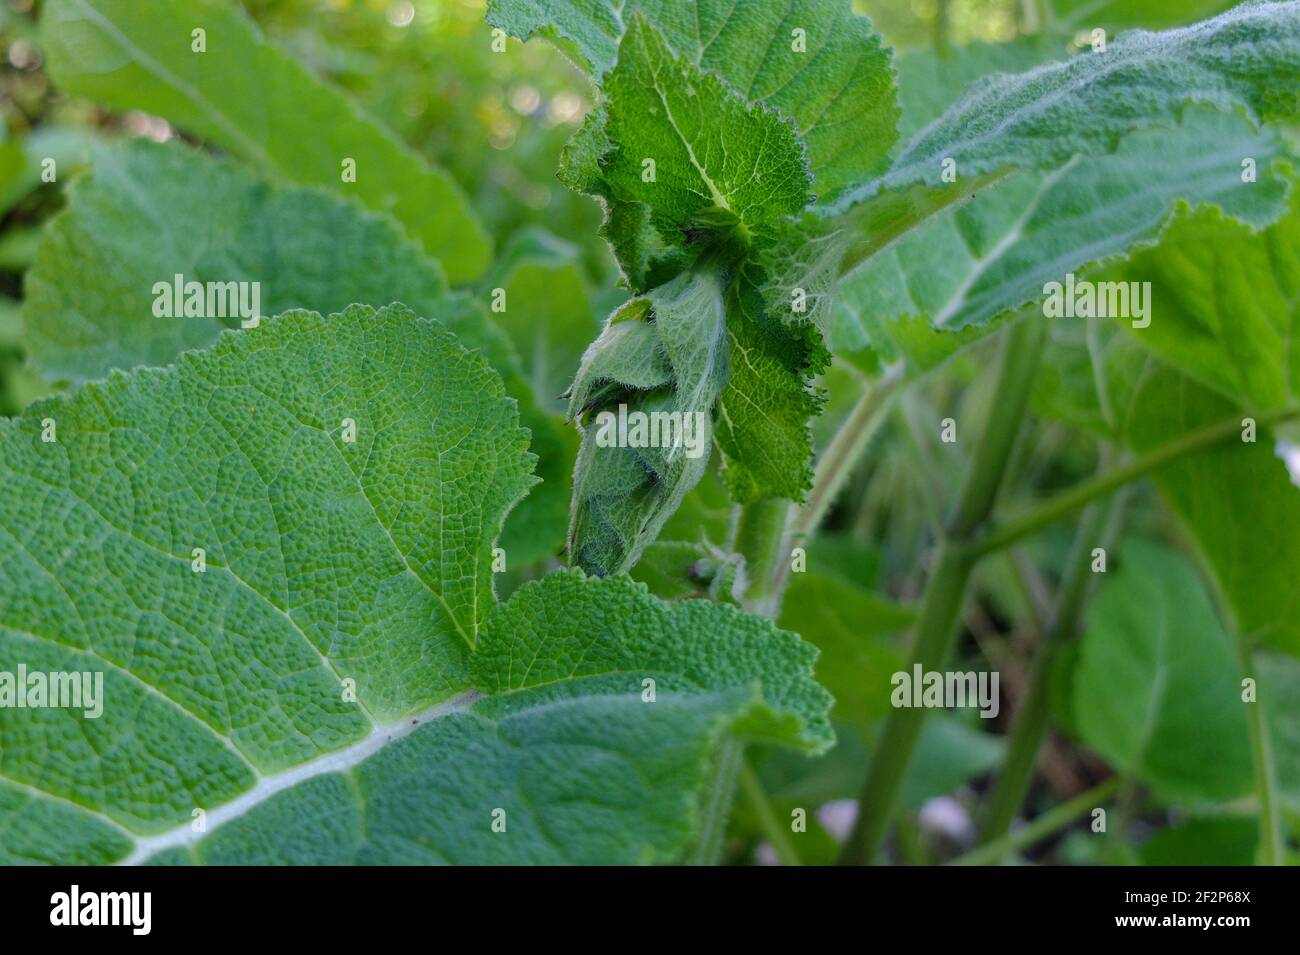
[735,496,792,617]
[701,498,794,864]
[688,737,742,865]
[1238,640,1284,865]
[837,318,1048,865]
[964,405,1300,560]
[772,362,903,600]
[739,760,803,866]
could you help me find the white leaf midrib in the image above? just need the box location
[117,690,481,865]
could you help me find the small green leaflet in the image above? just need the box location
[715,272,826,502]
[562,12,812,290]
[0,306,831,864]
[487,0,898,194]
[41,0,490,282]
[1072,540,1252,803]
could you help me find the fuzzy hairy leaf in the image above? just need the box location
[893,36,1064,143]
[487,0,898,194]
[0,307,830,864]
[774,1,1300,338]
[714,271,826,501]
[148,571,829,865]
[42,0,489,282]
[853,0,1300,203]
[834,108,1291,355]
[0,304,531,858]
[562,13,812,290]
[21,140,570,568]
[567,269,727,575]
[556,8,840,562]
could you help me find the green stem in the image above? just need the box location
[772,362,903,600]
[964,405,1300,560]
[837,318,1048,865]
[738,760,803,866]
[688,736,742,865]
[978,487,1125,842]
[1238,640,1284,865]
[895,813,930,866]
[935,0,951,50]
[949,777,1120,866]
[699,499,793,864]
[735,496,792,617]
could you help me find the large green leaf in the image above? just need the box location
[0,304,530,859]
[1110,197,1300,409]
[23,139,455,383]
[855,0,1300,202]
[1120,364,1300,657]
[785,0,1300,336]
[152,572,830,865]
[440,297,576,571]
[41,0,489,282]
[1071,539,1252,803]
[487,0,897,195]
[1034,316,1300,660]
[835,108,1291,345]
[20,140,569,567]
[0,306,831,864]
